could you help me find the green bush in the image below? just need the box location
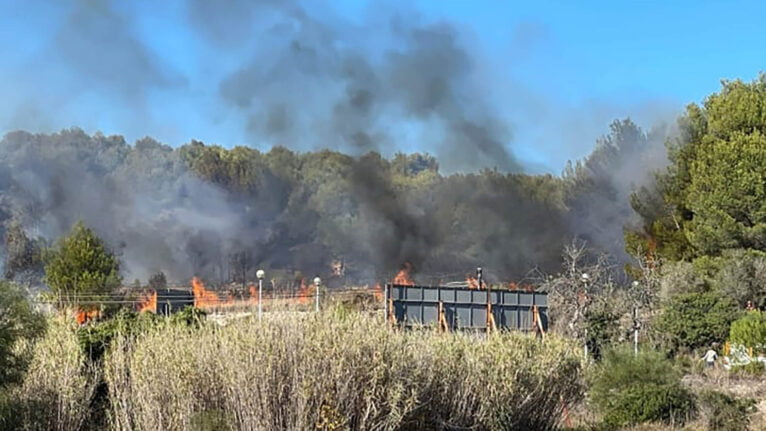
[730,360,766,377]
[590,348,694,428]
[729,310,766,352]
[699,391,755,431]
[77,308,160,361]
[0,281,45,387]
[77,306,206,362]
[656,292,740,352]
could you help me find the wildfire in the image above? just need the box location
[466,275,489,290]
[374,282,384,301]
[75,309,100,325]
[393,261,415,286]
[192,276,222,308]
[131,274,357,314]
[137,290,157,313]
[248,283,259,304]
[297,278,310,305]
[467,275,480,289]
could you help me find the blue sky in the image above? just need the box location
[0,0,764,173]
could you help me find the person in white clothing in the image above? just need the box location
[702,348,718,368]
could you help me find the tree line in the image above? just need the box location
[0,116,659,287]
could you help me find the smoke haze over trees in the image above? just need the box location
[0,117,664,286]
[0,0,677,287]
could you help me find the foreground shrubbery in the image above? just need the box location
[589,348,695,429]
[3,311,585,431]
[698,390,755,431]
[1,316,98,430]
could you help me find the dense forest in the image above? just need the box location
[0,116,664,287]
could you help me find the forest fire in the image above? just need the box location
[75,309,100,325]
[127,272,391,317]
[137,290,157,313]
[192,276,223,308]
[297,278,310,305]
[393,261,415,286]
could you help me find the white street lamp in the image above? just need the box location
[256,269,265,321]
[632,280,640,356]
[313,276,322,313]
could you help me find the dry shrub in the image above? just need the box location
[9,316,98,431]
[106,312,583,431]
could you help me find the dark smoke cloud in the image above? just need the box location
[348,155,438,273]
[208,1,521,173]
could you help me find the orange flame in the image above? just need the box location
[137,290,157,313]
[297,278,310,305]
[467,275,480,290]
[248,283,259,304]
[75,309,100,325]
[374,282,384,301]
[467,275,488,290]
[393,261,415,286]
[192,277,222,308]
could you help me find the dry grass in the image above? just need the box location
[8,316,99,431]
[5,310,585,430]
[105,311,584,431]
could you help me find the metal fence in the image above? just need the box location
[385,284,548,332]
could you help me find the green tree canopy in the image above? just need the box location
[630,74,766,260]
[43,221,121,307]
[656,291,740,352]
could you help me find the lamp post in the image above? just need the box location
[632,280,640,356]
[581,273,590,360]
[256,269,265,321]
[313,276,322,313]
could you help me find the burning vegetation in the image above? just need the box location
[137,290,157,313]
[392,261,415,286]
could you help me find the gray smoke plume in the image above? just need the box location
[0,130,254,283]
[563,118,675,261]
[205,1,521,173]
[0,0,678,288]
[0,0,185,138]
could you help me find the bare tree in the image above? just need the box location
[538,240,620,344]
